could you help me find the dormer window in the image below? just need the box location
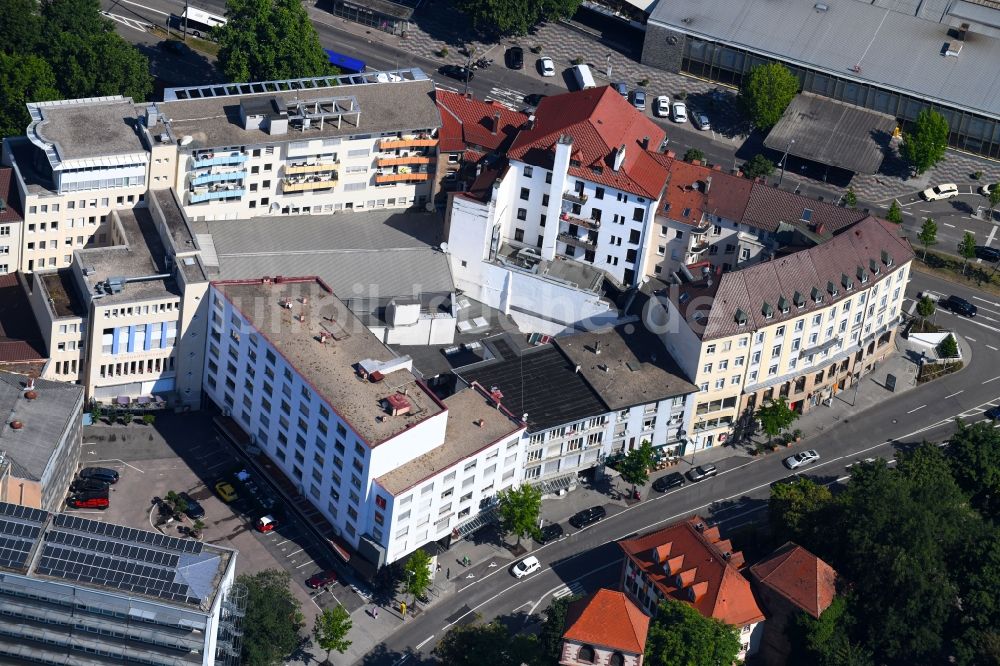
[857,266,869,284]
[842,273,853,291]
[870,258,881,276]
[827,281,838,297]
[762,302,774,319]
[778,296,790,314]
[735,308,748,326]
[882,250,893,267]
[793,291,806,308]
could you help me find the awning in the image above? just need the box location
[764,93,897,174]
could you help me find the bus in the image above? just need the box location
[324,49,366,74]
[173,7,227,39]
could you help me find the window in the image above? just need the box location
[519,187,530,201]
[632,207,644,222]
[578,645,596,663]
[775,325,785,338]
[768,364,778,376]
[791,337,801,351]
[794,320,804,332]
[715,378,725,389]
[771,344,781,357]
[706,344,716,354]
[699,382,708,392]
[732,375,741,385]
[718,360,728,371]
[595,187,605,199]
[523,165,533,177]
[748,370,758,383]
[514,228,524,242]
[703,363,712,373]
[516,208,527,221]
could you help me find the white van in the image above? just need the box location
[572,64,596,90]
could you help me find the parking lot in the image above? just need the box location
[78,411,368,619]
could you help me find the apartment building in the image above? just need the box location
[447,86,671,291]
[0,501,242,665]
[0,373,83,513]
[24,189,208,407]
[204,276,526,567]
[0,168,24,274]
[646,216,913,450]
[147,71,441,220]
[619,516,765,661]
[458,324,696,491]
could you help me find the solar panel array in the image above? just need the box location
[52,513,203,555]
[0,504,47,572]
[47,530,180,568]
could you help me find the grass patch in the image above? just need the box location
[909,319,941,334]
[150,26,220,58]
[918,360,964,384]
[912,248,1000,297]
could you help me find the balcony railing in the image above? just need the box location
[192,153,247,168]
[560,212,600,230]
[375,172,431,184]
[376,156,436,167]
[379,137,438,150]
[284,162,339,175]
[189,188,246,204]
[191,170,247,187]
[689,224,711,236]
[282,178,337,193]
[562,190,588,204]
[558,232,597,248]
[689,240,709,254]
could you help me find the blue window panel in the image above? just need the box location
[127,326,136,353]
[112,327,121,355]
[160,322,169,349]
[144,326,153,351]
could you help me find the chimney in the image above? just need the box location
[475,419,485,428]
[704,176,712,193]
[641,136,650,150]
[296,313,306,323]
[575,364,582,373]
[665,149,676,159]
[815,222,826,235]
[492,112,501,135]
[594,341,602,354]
[25,378,35,392]
[612,144,627,172]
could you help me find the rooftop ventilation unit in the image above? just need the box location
[814,3,829,12]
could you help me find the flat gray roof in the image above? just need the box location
[0,373,83,481]
[216,278,445,446]
[208,210,454,298]
[648,0,1000,118]
[157,78,442,151]
[29,98,147,163]
[764,93,897,174]
[375,386,523,495]
[555,324,698,411]
[151,189,196,251]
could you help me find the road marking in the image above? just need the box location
[984,376,1000,384]
[965,229,977,235]
[296,561,312,569]
[102,11,151,31]
[392,656,410,665]
[85,458,144,473]
[286,548,304,557]
[115,0,169,16]
[973,296,1000,307]
[944,390,964,399]
[986,225,998,247]
[906,405,926,413]
[967,336,977,342]
[989,345,999,351]
[944,223,956,228]
[416,636,435,650]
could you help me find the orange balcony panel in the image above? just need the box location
[376,156,436,167]
[379,138,439,150]
[375,173,431,184]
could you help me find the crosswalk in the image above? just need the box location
[486,86,528,111]
[552,581,585,600]
[102,11,152,32]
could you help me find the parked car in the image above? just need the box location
[692,112,711,130]
[67,495,109,510]
[943,295,977,317]
[306,570,338,588]
[630,90,647,111]
[214,480,238,503]
[78,467,119,484]
[178,492,205,520]
[671,101,688,123]
[506,46,524,70]
[512,555,541,578]
[439,64,474,81]
[535,523,564,544]
[976,245,1000,262]
[255,515,278,533]
[538,57,555,77]
[986,406,1000,420]
[981,182,998,196]
[654,95,670,118]
[569,505,607,529]
[70,478,109,493]
[784,449,821,469]
[612,81,628,96]
[652,472,686,493]
[523,93,547,108]
[686,464,718,482]
[921,183,959,201]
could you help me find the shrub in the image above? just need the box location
[142,414,156,426]
[675,90,687,100]
[638,77,650,87]
[571,56,584,65]
[937,334,959,358]
[530,45,542,54]
[437,47,449,57]
[684,148,705,163]
[743,154,775,180]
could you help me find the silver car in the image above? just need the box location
[692,112,711,131]
[784,449,820,469]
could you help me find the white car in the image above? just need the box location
[784,449,820,470]
[921,183,959,201]
[512,555,541,578]
[654,95,670,118]
[671,101,688,123]
[539,57,555,77]
[981,182,998,196]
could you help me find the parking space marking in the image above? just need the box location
[984,376,1000,384]
[965,229,977,235]
[287,548,304,557]
[944,223,956,227]
[85,458,145,473]
[944,390,964,399]
[989,345,999,351]
[296,561,313,569]
[906,405,926,414]
[967,337,977,342]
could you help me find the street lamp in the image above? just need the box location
[777,139,795,187]
[463,47,477,96]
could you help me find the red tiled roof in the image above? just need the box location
[0,168,24,224]
[562,588,650,654]
[750,542,837,619]
[435,90,529,154]
[657,160,753,227]
[619,516,764,626]
[742,182,866,234]
[695,216,914,340]
[508,86,669,199]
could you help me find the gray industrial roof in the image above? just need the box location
[648,0,1000,118]
[28,98,147,163]
[0,373,83,481]
[764,93,897,174]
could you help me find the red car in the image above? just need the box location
[306,570,338,588]
[67,496,109,510]
[255,515,278,533]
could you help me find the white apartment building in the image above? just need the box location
[447,86,672,298]
[204,276,526,567]
[645,216,913,450]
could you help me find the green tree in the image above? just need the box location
[0,0,44,55]
[538,594,582,662]
[238,569,304,666]
[496,483,542,547]
[42,0,113,37]
[644,598,741,666]
[0,52,59,140]
[948,420,1000,516]
[938,333,959,358]
[789,596,873,666]
[618,439,655,495]
[769,477,833,550]
[916,295,936,324]
[433,621,542,666]
[844,186,857,208]
[462,0,581,37]
[740,62,799,129]
[743,154,775,180]
[885,199,903,224]
[313,605,352,662]
[988,186,1000,222]
[959,231,977,274]
[402,548,433,604]
[755,397,798,440]
[683,148,705,163]
[902,108,949,175]
[917,217,937,260]
[164,490,188,517]
[216,0,333,83]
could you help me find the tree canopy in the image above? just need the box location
[497,483,542,547]
[313,605,352,659]
[902,108,949,175]
[618,439,655,492]
[768,477,832,551]
[885,199,903,224]
[959,231,977,274]
[216,0,333,83]
[917,218,938,260]
[740,62,799,129]
[433,621,543,666]
[538,594,582,662]
[237,569,304,666]
[743,154,775,180]
[755,397,798,439]
[403,548,433,602]
[644,598,741,666]
[461,0,582,38]
[916,295,936,321]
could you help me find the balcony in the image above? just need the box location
[284,162,339,175]
[376,155,435,167]
[558,232,597,248]
[560,212,600,230]
[192,153,247,169]
[191,170,247,187]
[689,223,711,236]
[189,187,246,204]
[562,190,588,204]
[282,176,337,193]
[689,240,709,255]
[379,136,438,150]
[375,172,431,185]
